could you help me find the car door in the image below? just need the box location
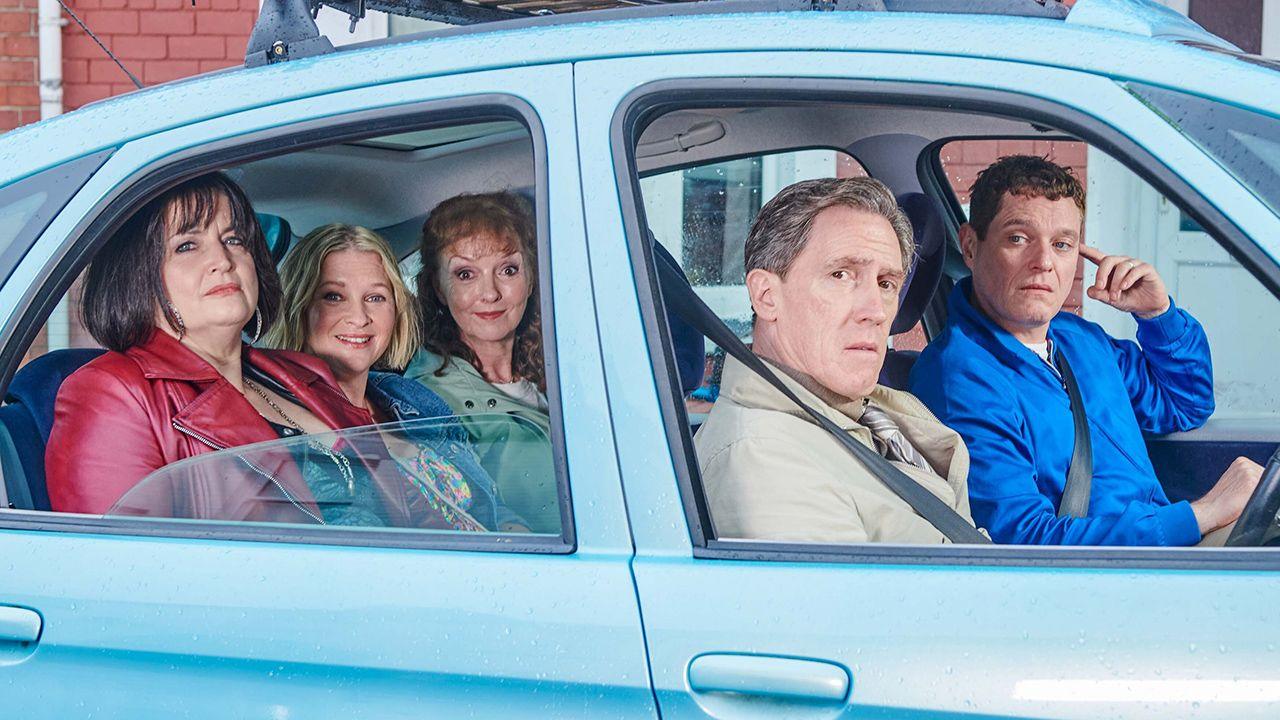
[576,46,1280,719]
[0,59,654,717]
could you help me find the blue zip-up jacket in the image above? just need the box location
[368,372,525,531]
[909,278,1212,546]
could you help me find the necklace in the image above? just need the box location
[244,378,356,494]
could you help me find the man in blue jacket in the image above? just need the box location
[910,155,1262,546]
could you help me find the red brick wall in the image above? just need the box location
[939,139,1088,206]
[15,2,257,364]
[61,0,258,111]
[0,0,40,132]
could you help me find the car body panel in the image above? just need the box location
[0,63,655,717]
[1,9,1278,187]
[575,50,1280,718]
[0,2,1274,717]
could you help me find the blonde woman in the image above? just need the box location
[265,223,525,532]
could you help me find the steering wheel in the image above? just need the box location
[1225,447,1280,547]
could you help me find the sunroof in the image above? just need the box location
[348,121,526,151]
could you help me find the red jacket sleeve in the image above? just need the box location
[46,362,168,515]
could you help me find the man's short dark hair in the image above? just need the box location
[82,172,281,352]
[968,155,1086,240]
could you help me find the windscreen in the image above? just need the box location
[1130,82,1280,222]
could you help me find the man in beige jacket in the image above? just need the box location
[696,177,981,544]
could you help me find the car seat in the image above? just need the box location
[651,239,706,396]
[879,192,947,390]
[258,213,294,265]
[0,348,105,510]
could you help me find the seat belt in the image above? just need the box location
[654,256,990,545]
[1051,349,1092,518]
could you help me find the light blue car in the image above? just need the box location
[0,0,1277,716]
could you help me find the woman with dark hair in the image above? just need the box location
[46,173,375,521]
[405,191,558,534]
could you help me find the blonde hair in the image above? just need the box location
[264,223,420,371]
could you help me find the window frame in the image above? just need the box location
[611,76,1280,571]
[0,93,577,555]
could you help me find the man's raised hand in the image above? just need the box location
[1079,244,1171,319]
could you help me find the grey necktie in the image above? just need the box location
[860,403,932,472]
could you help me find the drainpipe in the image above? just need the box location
[38,0,70,350]
[37,0,62,122]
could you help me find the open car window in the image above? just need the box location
[107,414,558,535]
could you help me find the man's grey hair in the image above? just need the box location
[744,177,915,277]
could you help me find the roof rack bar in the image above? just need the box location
[243,0,1072,69]
[884,0,1069,19]
[365,0,522,24]
[245,0,335,68]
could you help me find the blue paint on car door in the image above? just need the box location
[0,61,654,718]
[577,49,1280,719]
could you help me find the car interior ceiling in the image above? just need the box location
[232,129,537,261]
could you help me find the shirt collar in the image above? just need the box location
[948,277,1066,384]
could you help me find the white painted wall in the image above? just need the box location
[1083,149,1280,420]
[1264,0,1280,57]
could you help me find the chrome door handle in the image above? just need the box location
[0,606,42,644]
[688,653,850,702]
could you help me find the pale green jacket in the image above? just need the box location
[404,350,559,534]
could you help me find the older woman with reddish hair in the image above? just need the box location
[405,191,559,534]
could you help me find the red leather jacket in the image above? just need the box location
[46,329,373,517]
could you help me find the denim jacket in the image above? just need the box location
[367,371,525,531]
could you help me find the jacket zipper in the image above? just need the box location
[170,419,326,525]
[171,419,226,450]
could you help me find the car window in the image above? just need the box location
[110,414,553,534]
[938,138,1280,421]
[1129,83,1280,220]
[6,112,568,547]
[625,93,1280,554]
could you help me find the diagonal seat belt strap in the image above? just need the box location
[654,256,990,545]
[1053,349,1092,518]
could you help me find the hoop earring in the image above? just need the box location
[167,301,186,339]
[250,308,263,344]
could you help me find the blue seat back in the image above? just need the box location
[890,192,946,336]
[880,192,947,389]
[651,240,706,396]
[1,348,105,510]
[257,213,294,265]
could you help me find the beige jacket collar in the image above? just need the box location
[720,354,969,486]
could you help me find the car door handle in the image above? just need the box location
[0,606,41,644]
[687,653,850,702]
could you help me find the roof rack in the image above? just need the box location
[245,0,1071,68]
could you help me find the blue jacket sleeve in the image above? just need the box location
[1112,301,1214,434]
[913,357,1200,547]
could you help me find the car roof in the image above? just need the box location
[0,3,1276,186]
